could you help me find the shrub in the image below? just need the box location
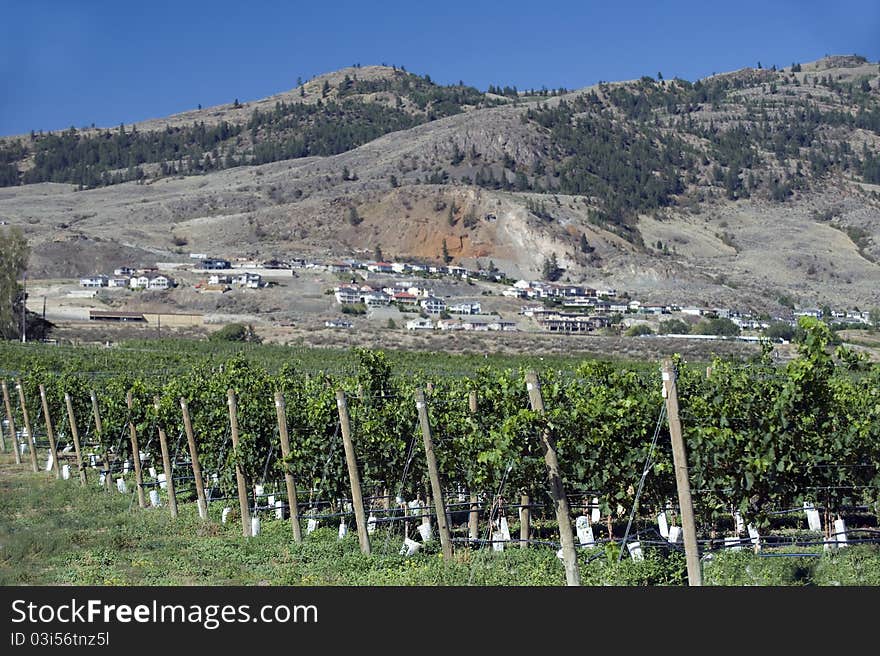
[209,323,261,343]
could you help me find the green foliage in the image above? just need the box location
[0,227,29,340]
[693,317,741,336]
[541,253,562,281]
[625,324,654,336]
[1,318,878,548]
[657,318,690,334]
[209,323,261,343]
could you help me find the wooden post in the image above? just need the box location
[63,394,87,485]
[519,493,530,549]
[16,381,38,472]
[415,389,453,559]
[154,398,178,518]
[662,359,702,587]
[226,389,252,538]
[467,390,479,542]
[525,371,580,586]
[126,390,147,508]
[274,391,302,542]
[38,385,61,479]
[706,366,713,380]
[2,381,22,465]
[90,391,111,490]
[0,381,6,453]
[335,390,371,555]
[180,398,209,520]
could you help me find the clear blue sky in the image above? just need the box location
[2,0,878,136]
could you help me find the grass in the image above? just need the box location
[2,456,878,586]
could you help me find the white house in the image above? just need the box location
[233,272,262,288]
[130,274,173,290]
[147,275,173,290]
[420,296,447,314]
[334,285,362,305]
[391,262,411,274]
[79,275,108,288]
[448,302,481,315]
[107,276,130,288]
[406,318,434,330]
[364,291,391,306]
[113,267,136,277]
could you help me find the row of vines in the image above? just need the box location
[2,318,879,536]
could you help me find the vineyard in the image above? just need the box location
[2,317,880,586]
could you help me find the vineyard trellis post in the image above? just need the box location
[661,359,702,587]
[467,390,480,542]
[91,391,111,491]
[519,493,530,549]
[64,393,87,486]
[2,381,22,464]
[415,388,454,560]
[154,398,178,518]
[17,380,38,472]
[335,390,371,555]
[126,390,148,508]
[226,389,252,538]
[38,384,60,479]
[525,370,580,586]
[38,384,61,479]
[0,380,7,453]
[274,391,302,543]
[180,398,209,520]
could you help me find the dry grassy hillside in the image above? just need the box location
[1,55,879,314]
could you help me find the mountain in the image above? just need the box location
[1,55,879,313]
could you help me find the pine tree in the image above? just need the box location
[0,227,29,339]
[441,239,451,263]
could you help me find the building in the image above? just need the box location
[420,296,447,314]
[233,272,262,289]
[79,275,108,288]
[448,302,482,315]
[334,285,362,305]
[200,258,231,270]
[113,267,136,277]
[107,276,130,288]
[406,318,434,330]
[89,310,146,323]
[130,274,174,290]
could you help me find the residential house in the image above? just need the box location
[448,302,481,315]
[367,262,394,274]
[233,273,262,289]
[334,285,362,305]
[406,318,434,330]
[392,292,419,305]
[363,291,391,307]
[113,267,136,277]
[420,297,447,315]
[200,258,231,270]
[147,275,173,290]
[107,276,130,288]
[79,275,108,288]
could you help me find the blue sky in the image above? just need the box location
[2,0,879,136]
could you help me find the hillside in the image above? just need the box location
[1,55,879,313]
